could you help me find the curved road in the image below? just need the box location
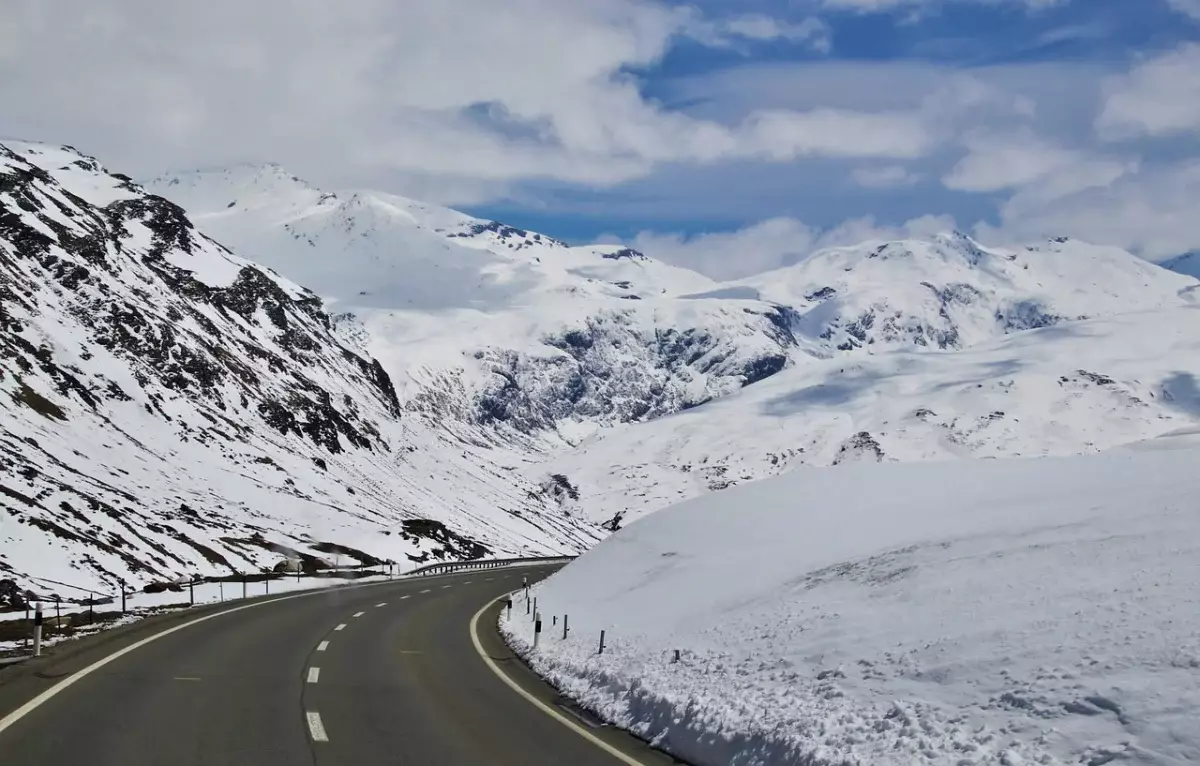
[0,566,682,765]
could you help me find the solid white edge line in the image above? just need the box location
[469,593,645,766]
[306,711,329,742]
[307,667,321,684]
[317,641,330,652]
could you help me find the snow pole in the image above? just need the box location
[32,602,43,657]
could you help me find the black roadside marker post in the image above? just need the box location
[265,577,270,595]
[562,614,569,640]
[598,629,606,655]
[32,602,43,658]
[673,649,680,664]
[189,577,195,606]
[534,615,542,649]
[505,597,513,620]
[532,597,537,622]
[119,579,126,615]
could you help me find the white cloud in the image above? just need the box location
[821,0,1065,13]
[1096,44,1200,140]
[0,0,918,205]
[943,130,1132,199]
[975,160,1200,260]
[632,213,957,279]
[851,165,921,188]
[1166,0,1200,21]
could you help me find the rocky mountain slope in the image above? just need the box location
[0,142,600,595]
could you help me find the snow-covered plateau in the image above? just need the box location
[504,445,1200,765]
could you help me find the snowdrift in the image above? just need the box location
[505,446,1200,765]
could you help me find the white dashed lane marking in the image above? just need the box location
[307,667,321,684]
[317,641,329,652]
[306,711,329,742]
[334,624,346,632]
[420,589,431,594]
[375,602,387,608]
[352,611,365,618]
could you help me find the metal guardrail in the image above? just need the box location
[407,555,576,577]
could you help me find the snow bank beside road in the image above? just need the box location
[502,448,1200,765]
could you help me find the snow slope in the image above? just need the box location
[541,304,1200,527]
[505,447,1200,765]
[0,142,599,597]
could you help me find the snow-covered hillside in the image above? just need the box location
[543,304,1200,526]
[505,446,1200,765]
[0,142,600,595]
[145,167,809,438]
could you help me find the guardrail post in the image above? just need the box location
[599,630,605,655]
[32,602,43,657]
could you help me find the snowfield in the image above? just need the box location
[504,446,1200,765]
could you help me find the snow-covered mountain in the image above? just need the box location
[722,233,1192,354]
[145,162,1200,532]
[8,141,1198,591]
[147,166,803,439]
[0,142,601,594]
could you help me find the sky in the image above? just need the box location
[1,0,1199,279]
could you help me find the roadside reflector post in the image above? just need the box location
[505,598,513,620]
[219,582,224,602]
[532,597,537,621]
[189,577,195,606]
[673,649,680,664]
[32,602,43,657]
[242,572,247,600]
[54,596,61,626]
[599,629,605,655]
[534,615,542,649]
[552,615,557,626]
[265,577,269,595]
[120,579,126,615]
[563,614,569,640]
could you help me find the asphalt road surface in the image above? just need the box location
[0,565,684,765]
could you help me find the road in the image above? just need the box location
[0,565,683,765]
